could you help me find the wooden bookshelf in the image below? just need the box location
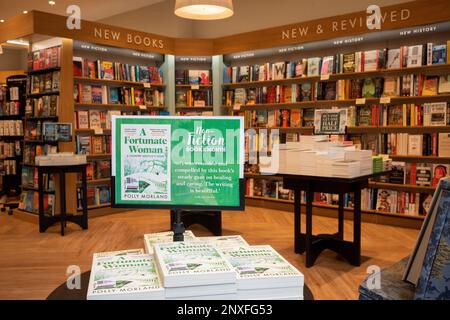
[75,129,112,135]
[222,64,450,89]
[74,76,165,88]
[368,181,435,194]
[245,195,425,221]
[77,178,111,186]
[26,91,60,98]
[27,67,61,75]
[176,106,214,112]
[176,84,212,88]
[391,155,450,163]
[346,125,450,134]
[74,103,164,111]
[246,127,314,134]
[87,154,111,160]
[222,94,450,111]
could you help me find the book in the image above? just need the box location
[87,254,164,300]
[383,77,399,97]
[407,135,423,156]
[363,50,379,71]
[386,49,402,69]
[432,44,447,65]
[320,56,334,75]
[153,241,236,288]
[306,58,321,77]
[423,102,447,126]
[89,110,101,129]
[407,45,423,67]
[438,75,450,94]
[376,189,398,213]
[93,249,145,259]
[143,230,197,254]
[81,85,92,104]
[272,62,286,80]
[416,164,432,186]
[343,53,355,73]
[438,133,450,157]
[422,77,438,96]
[222,246,304,299]
[389,161,406,184]
[432,164,449,187]
[101,61,114,80]
[73,57,83,77]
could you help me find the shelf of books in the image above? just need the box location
[18,44,62,216]
[0,76,27,202]
[175,56,213,116]
[223,31,450,223]
[72,41,168,210]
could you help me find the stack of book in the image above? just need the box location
[154,241,237,300]
[222,246,304,300]
[87,252,165,300]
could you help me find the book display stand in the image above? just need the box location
[170,210,222,237]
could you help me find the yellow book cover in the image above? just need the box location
[422,77,438,96]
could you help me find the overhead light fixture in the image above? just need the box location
[7,39,29,46]
[48,1,56,5]
[0,19,4,23]
[23,10,28,14]
[175,0,233,20]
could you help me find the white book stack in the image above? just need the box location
[87,254,165,300]
[143,230,197,254]
[331,160,361,178]
[154,241,237,300]
[222,246,304,300]
[344,150,373,175]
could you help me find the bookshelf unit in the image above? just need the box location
[175,56,214,116]
[223,24,450,222]
[0,75,27,202]
[72,41,167,211]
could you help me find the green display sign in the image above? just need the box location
[112,116,245,210]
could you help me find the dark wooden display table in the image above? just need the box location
[38,164,88,236]
[281,172,389,268]
[46,271,314,300]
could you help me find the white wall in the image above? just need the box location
[100,0,194,38]
[100,0,412,39]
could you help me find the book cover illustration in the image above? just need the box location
[144,230,197,254]
[120,124,171,202]
[223,246,301,279]
[155,242,233,276]
[88,254,163,297]
[201,235,249,253]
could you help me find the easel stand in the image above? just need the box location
[172,210,185,242]
[170,210,222,238]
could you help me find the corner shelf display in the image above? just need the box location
[0,75,27,201]
[223,31,450,221]
[72,41,167,210]
[18,46,61,216]
[175,56,213,116]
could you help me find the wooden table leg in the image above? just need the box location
[353,188,362,266]
[338,194,344,240]
[38,168,45,233]
[305,191,314,268]
[59,171,66,237]
[294,189,302,254]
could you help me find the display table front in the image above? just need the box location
[281,172,389,268]
[46,271,315,300]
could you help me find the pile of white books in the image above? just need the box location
[263,137,373,178]
[223,246,304,300]
[87,253,165,300]
[144,230,197,254]
[88,233,305,300]
[154,241,237,300]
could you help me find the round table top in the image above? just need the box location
[47,271,315,301]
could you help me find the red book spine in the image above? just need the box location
[432,133,438,156]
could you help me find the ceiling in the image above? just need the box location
[0,0,165,22]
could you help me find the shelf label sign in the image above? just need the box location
[314,109,348,135]
[112,116,244,209]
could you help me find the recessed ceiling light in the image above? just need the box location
[48,1,56,5]
[23,11,28,14]
[0,19,4,23]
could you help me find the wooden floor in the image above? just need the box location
[0,206,419,300]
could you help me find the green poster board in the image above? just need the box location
[111,116,245,210]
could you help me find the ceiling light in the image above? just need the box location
[48,1,56,5]
[23,11,28,14]
[7,39,29,46]
[0,20,4,23]
[175,0,233,20]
